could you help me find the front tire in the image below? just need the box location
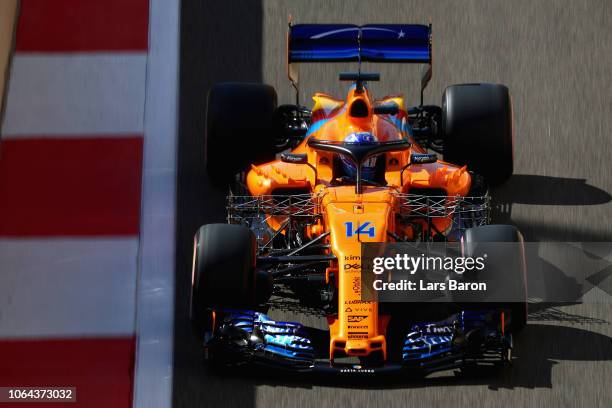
[191,224,258,327]
[461,224,528,332]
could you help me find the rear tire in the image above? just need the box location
[461,224,527,332]
[443,83,514,185]
[191,224,258,326]
[206,83,278,185]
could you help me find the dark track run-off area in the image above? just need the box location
[175,1,612,407]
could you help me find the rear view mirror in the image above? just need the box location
[280,152,309,164]
[373,104,399,116]
[280,152,318,181]
[410,153,437,164]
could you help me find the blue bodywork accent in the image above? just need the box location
[402,313,460,361]
[305,117,330,137]
[306,104,347,138]
[361,25,431,62]
[216,310,315,363]
[289,24,431,63]
[289,24,360,62]
[308,108,411,139]
[402,310,505,363]
[389,115,412,135]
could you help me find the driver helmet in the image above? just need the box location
[340,132,378,180]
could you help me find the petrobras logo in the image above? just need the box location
[339,367,375,374]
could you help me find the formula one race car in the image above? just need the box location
[190,23,527,375]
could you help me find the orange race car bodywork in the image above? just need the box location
[244,84,471,361]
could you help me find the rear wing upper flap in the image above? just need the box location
[287,23,432,64]
[286,22,432,104]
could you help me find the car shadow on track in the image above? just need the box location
[493,174,611,207]
[491,174,612,241]
[488,174,612,301]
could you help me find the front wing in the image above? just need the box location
[203,309,512,376]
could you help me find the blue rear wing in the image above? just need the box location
[288,24,432,64]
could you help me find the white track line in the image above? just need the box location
[132,0,179,407]
[0,238,138,338]
[2,54,147,137]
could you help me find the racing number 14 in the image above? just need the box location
[345,222,375,238]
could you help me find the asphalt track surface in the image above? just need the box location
[175,1,612,407]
